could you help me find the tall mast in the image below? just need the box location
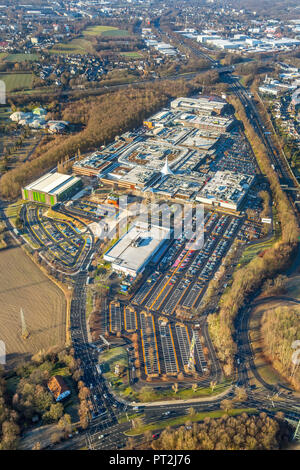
[20,308,29,339]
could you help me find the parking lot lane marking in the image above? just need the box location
[149,249,192,310]
[169,323,179,372]
[151,315,161,375]
[123,305,127,331]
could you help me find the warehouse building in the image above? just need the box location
[22,172,82,205]
[104,221,171,277]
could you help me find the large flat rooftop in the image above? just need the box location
[196,170,254,209]
[104,222,170,276]
[24,172,81,195]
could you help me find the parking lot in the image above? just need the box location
[132,210,243,317]
[105,302,208,379]
[139,311,161,377]
[174,323,191,370]
[98,195,272,383]
[124,306,137,332]
[157,318,179,376]
[22,204,90,270]
[109,301,122,333]
[65,200,117,222]
[212,132,257,177]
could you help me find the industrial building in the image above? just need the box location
[196,170,254,210]
[22,172,82,205]
[104,221,171,277]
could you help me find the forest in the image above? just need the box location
[0,371,19,450]
[261,306,300,390]
[0,346,91,450]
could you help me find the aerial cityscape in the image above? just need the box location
[0,0,300,456]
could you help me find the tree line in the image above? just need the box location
[148,412,291,450]
[261,305,300,390]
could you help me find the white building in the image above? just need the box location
[103,221,170,277]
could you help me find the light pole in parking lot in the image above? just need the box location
[186,330,196,373]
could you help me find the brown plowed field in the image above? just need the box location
[0,246,66,368]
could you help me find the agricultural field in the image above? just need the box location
[4,53,40,62]
[120,51,143,58]
[0,73,33,92]
[51,25,130,55]
[50,38,95,55]
[0,246,66,369]
[82,25,129,37]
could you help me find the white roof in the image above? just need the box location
[104,222,170,275]
[25,172,81,195]
[161,157,174,176]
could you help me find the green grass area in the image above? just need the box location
[100,347,128,372]
[101,29,130,37]
[51,365,70,376]
[51,38,94,55]
[0,73,33,92]
[120,51,143,58]
[126,408,257,436]
[100,346,135,398]
[63,375,80,422]
[239,237,276,267]
[174,381,231,400]
[86,286,93,319]
[82,25,127,37]
[22,234,40,250]
[136,381,231,403]
[4,199,24,224]
[51,26,130,55]
[0,52,8,60]
[118,412,145,424]
[239,208,281,267]
[286,274,300,300]
[255,364,282,385]
[4,53,39,63]
[249,304,290,388]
